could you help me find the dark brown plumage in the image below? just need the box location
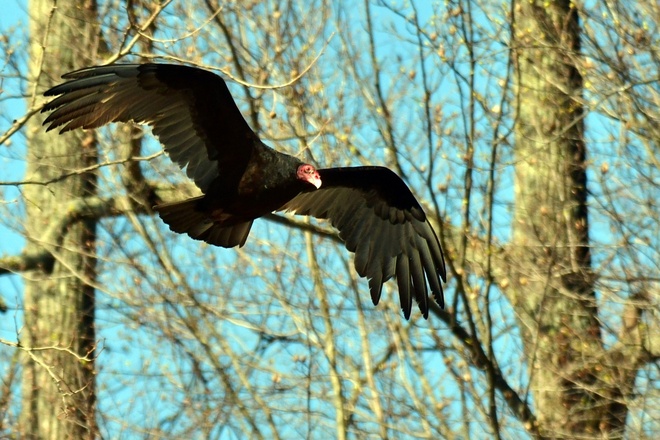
[42,63,446,319]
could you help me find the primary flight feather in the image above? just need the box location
[42,63,446,319]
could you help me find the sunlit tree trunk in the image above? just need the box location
[20,0,100,437]
[511,1,635,437]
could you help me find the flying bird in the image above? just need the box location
[42,63,445,319]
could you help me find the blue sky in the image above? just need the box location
[0,0,27,331]
[2,2,524,437]
[0,3,464,437]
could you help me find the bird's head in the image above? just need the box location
[297,164,322,189]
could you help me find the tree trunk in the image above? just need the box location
[20,0,100,438]
[511,1,627,437]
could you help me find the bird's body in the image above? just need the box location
[42,63,446,319]
[157,139,315,247]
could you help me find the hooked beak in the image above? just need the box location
[309,172,322,189]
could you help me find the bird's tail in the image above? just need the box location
[154,196,253,248]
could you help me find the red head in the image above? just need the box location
[297,164,322,189]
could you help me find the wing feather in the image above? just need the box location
[396,255,413,319]
[281,167,446,319]
[43,63,258,192]
[353,212,375,276]
[409,247,429,318]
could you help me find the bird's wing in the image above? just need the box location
[42,63,257,191]
[281,166,446,319]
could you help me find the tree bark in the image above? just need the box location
[20,0,100,438]
[511,1,628,437]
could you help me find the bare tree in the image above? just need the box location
[18,0,101,438]
[513,0,615,436]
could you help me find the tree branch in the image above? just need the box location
[429,304,543,439]
[0,174,650,439]
[0,182,196,277]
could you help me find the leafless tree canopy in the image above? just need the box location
[0,0,658,438]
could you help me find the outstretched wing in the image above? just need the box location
[281,166,446,319]
[42,63,257,191]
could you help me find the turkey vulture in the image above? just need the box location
[42,63,445,319]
